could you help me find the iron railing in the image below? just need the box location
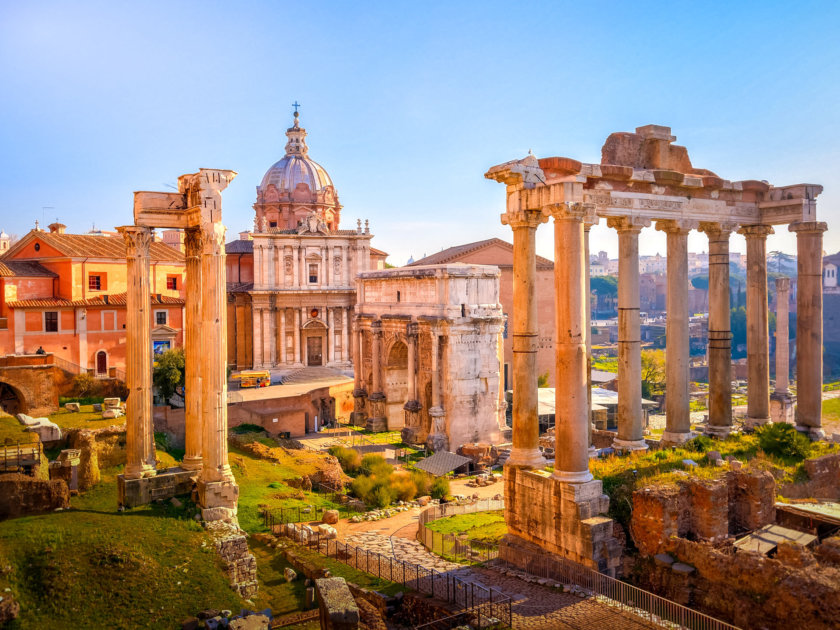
[263,505,327,529]
[280,526,512,628]
[0,438,42,473]
[416,498,505,564]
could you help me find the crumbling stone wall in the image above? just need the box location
[67,425,126,490]
[630,470,776,555]
[207,521,258,598]
[633,537,840,630]
[780,453,840,500]
[0,473,69,520]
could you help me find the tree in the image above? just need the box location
[153,348,185,403]
[691,275,709,290]
[641,349,665,397]
[590,275,618,296]
[537,371,550,388]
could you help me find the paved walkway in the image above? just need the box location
[342,532,654,630]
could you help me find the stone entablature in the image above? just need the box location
[353,264,505,451]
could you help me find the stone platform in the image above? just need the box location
[117,467,196,508]
[503,466,622,574]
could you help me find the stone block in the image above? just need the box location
[682,459,698,468]
[707,450,721,462]
[284,567,298,582]
[24,419,61,442]
[671,562,695,576]
[229,615,270,630]
[730,460,743,470]
[101,408,123,419]
[64,402,80,412]
[117,468,195,508]
[315,577,360,628]
[654,553,674,567]
[322,509,339,524]
[103,397,121,409]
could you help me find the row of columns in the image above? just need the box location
[119,222,237,505]
[252,304,350,367]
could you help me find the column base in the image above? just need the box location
[425,432,449,453]
[366,393,386,431]
[744,416,771,430]
[612,438,649,452]
[123,463,157,480]
[365,417,388,432]
[660,430,696,446]
[588,445,599,459]
[770,392,796,424]
[401,426,425,446]
[795,425,825,441]
[552,469,594,483]
[703,425,733,438]
[180,456,203,474]
[197,478,240,522]
[505,447,546,469]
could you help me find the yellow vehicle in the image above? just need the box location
[232,370,271,388]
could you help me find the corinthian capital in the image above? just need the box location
[544,202,589,221]
[655,219,698,235]
[201,222,227,256]
[501,208,548,230]
[788,221,827,235]
[607,216,651,233]
[737,224,774,239]
[117,225,153,259]
[699,221,739,237]
[184,226,204,258]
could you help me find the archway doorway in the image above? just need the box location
[302,317,327,367]
[0,382,25,416]
[307,337,323,366]
[384,341,408,429]
[96,351,108,376]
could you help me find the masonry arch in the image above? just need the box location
[384,340,408,429]
[95,350,108,376]
[302,317,327,366]
[0,381,27,417]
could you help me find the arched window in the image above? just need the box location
[96,351,107,376]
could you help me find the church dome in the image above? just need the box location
[258,110,334,194]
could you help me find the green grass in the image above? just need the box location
[689,399,708,412]
[283,544,404,596]
[49,405,127,431]
[823,397,840,423]
[0,415,30,444]
[0,471,242,629]
[591,356,619,373]
[424,510,507,544]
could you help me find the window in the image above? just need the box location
[166,276,178,290]
[155,311,167,325]
[45,311,58,332]
[88,275,101,291]
[397,291,401,302]
[269,221,277,228]
[308,263,318,284]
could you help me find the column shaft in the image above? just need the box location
[407,328,417,401]
[703,224,734,436]
[740,225,773,426]
[294,308,301,364]
[119,226,156,479]
[551,209,592,482]
[371,321,383,394]
[341,308,349,362]
[584,222,595,454]
[182,227,203,472]
[279,309,286,364]
[775,278,790,394]
[791,221,828,436]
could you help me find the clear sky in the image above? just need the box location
[1,1,838,265]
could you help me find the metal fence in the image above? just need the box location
[262,505,327,530]
[416,498,505,564]
[281,526,512,628]
[496,553,741,630]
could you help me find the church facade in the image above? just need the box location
[226,110,386,370]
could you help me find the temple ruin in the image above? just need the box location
[117,169,240,522]
[486,124,825,572]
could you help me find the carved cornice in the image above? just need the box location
[606,216,651,233]
[655,219,698,235]
[737,224,775,239]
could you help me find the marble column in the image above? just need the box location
[402,322,422,442]
[118,226,156,479]
[328,308,336,364]
[739,225,774,428]
[701,223,735,437]
[278,309,286,364]
[341,308,349,363]
[549,203,592,482]
[352,319,368,426]
[293,308,301,365]
[584,218,598,457]
[425,328,448,452]
[366,320,387,431]
[197,221,239,516]
[656,220,697,445]
[790,221,828,438]
[502,208,548,469]
[770,276,795,424]
[182,227,203,472]
[609,217,649,451]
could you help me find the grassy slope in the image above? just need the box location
[823,397,840,423]
[424,510,507,543]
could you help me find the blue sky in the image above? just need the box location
[1,1,838,265]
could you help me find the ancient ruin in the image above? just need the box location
[486,124,826,572]
[352,264,505,452]
[117,169,240,522]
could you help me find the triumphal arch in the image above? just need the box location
[487,125,825,572]
[117,168,240,523]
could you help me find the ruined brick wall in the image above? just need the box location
[0,361,60,416]
[727,469,776,532]
[208,522,258,598]
[0,473,69,520]
[780,453,840,500]
[632,538,840,630]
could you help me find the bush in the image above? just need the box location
[350,475,376,502]
[329,445,361,473]
[372,485,392,508]
[391,473,418,502]
[412,471,432,497]
[687,435,715,453]
[756,423,812,460]
[153,348,185,403]
[430,476,450,500]
[361,453,392,477]
[233,423,265,435]
[72,373,101,399]
[100,379,128,400]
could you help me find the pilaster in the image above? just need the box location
[182,227,203,473]
[365,320,387,431]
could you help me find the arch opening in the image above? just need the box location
[384,341,408,429]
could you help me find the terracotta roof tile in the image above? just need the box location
[0,261,58,278]
[7,292,184,308]
[369,247,389,257]
[226,240,254,254]
[22,232,184,262]
[409,238,553,269]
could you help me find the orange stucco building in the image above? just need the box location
[0,223,186,376]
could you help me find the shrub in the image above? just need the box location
[233,423,265,435]
[372,485,392,508]
[329,445,361,473]
[412,470,432,497]
[100,379,128,400]
[152,348,185,402]
[350,475,376,502]
[687,435,714,453]
[756,423,812,460]
[430,476,450,500]
[391,473,418,502]
[72,372,101,399]
[361,453,392,478]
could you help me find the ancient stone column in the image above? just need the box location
[182,227,203,473]
[739,225,774,428]
[118,226,157,479]
[197,221,239,518]
[609,217,649,451]
[790,221,828,438]
[352,319,368,426]
[341,308,349,363]
[425,328,448,452]
[549,203,593,482]
[584,218,598,457]
[293,308,301,365]
[402,321,422,442]
[366,320,387,431]
[775,277,791,395]
[701,223,735,437]
[278,309,286,364]
[501,207,548,469]
[656,220,697,445]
